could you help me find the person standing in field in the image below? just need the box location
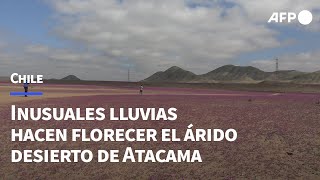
[23,81,29,97]
[140,85,143,95]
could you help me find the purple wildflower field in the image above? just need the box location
[0,85,319,179]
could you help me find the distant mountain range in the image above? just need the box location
[143,65,320,84]
[47,75,81,81]
[1,67,319,84]
[61,75,81,81]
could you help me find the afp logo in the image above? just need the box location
[268,10,313,25]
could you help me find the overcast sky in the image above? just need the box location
[0,0,320,81]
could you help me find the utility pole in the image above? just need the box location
[127,67,130,82]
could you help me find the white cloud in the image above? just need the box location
[0,43,129,80]
[229,0,320,30]
[48,0,280,77]
[25,45,50,54]
[229,0,320,21]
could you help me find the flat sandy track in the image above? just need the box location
[0,84,141,105]
[0,84,277,105]
[1,84,320,179]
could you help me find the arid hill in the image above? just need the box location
[143,65,318,84]
[143,66,197,82]
[61,75,81,81]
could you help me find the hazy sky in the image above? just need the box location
[0,0,320,81]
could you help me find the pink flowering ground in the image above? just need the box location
[0,86,319,179]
